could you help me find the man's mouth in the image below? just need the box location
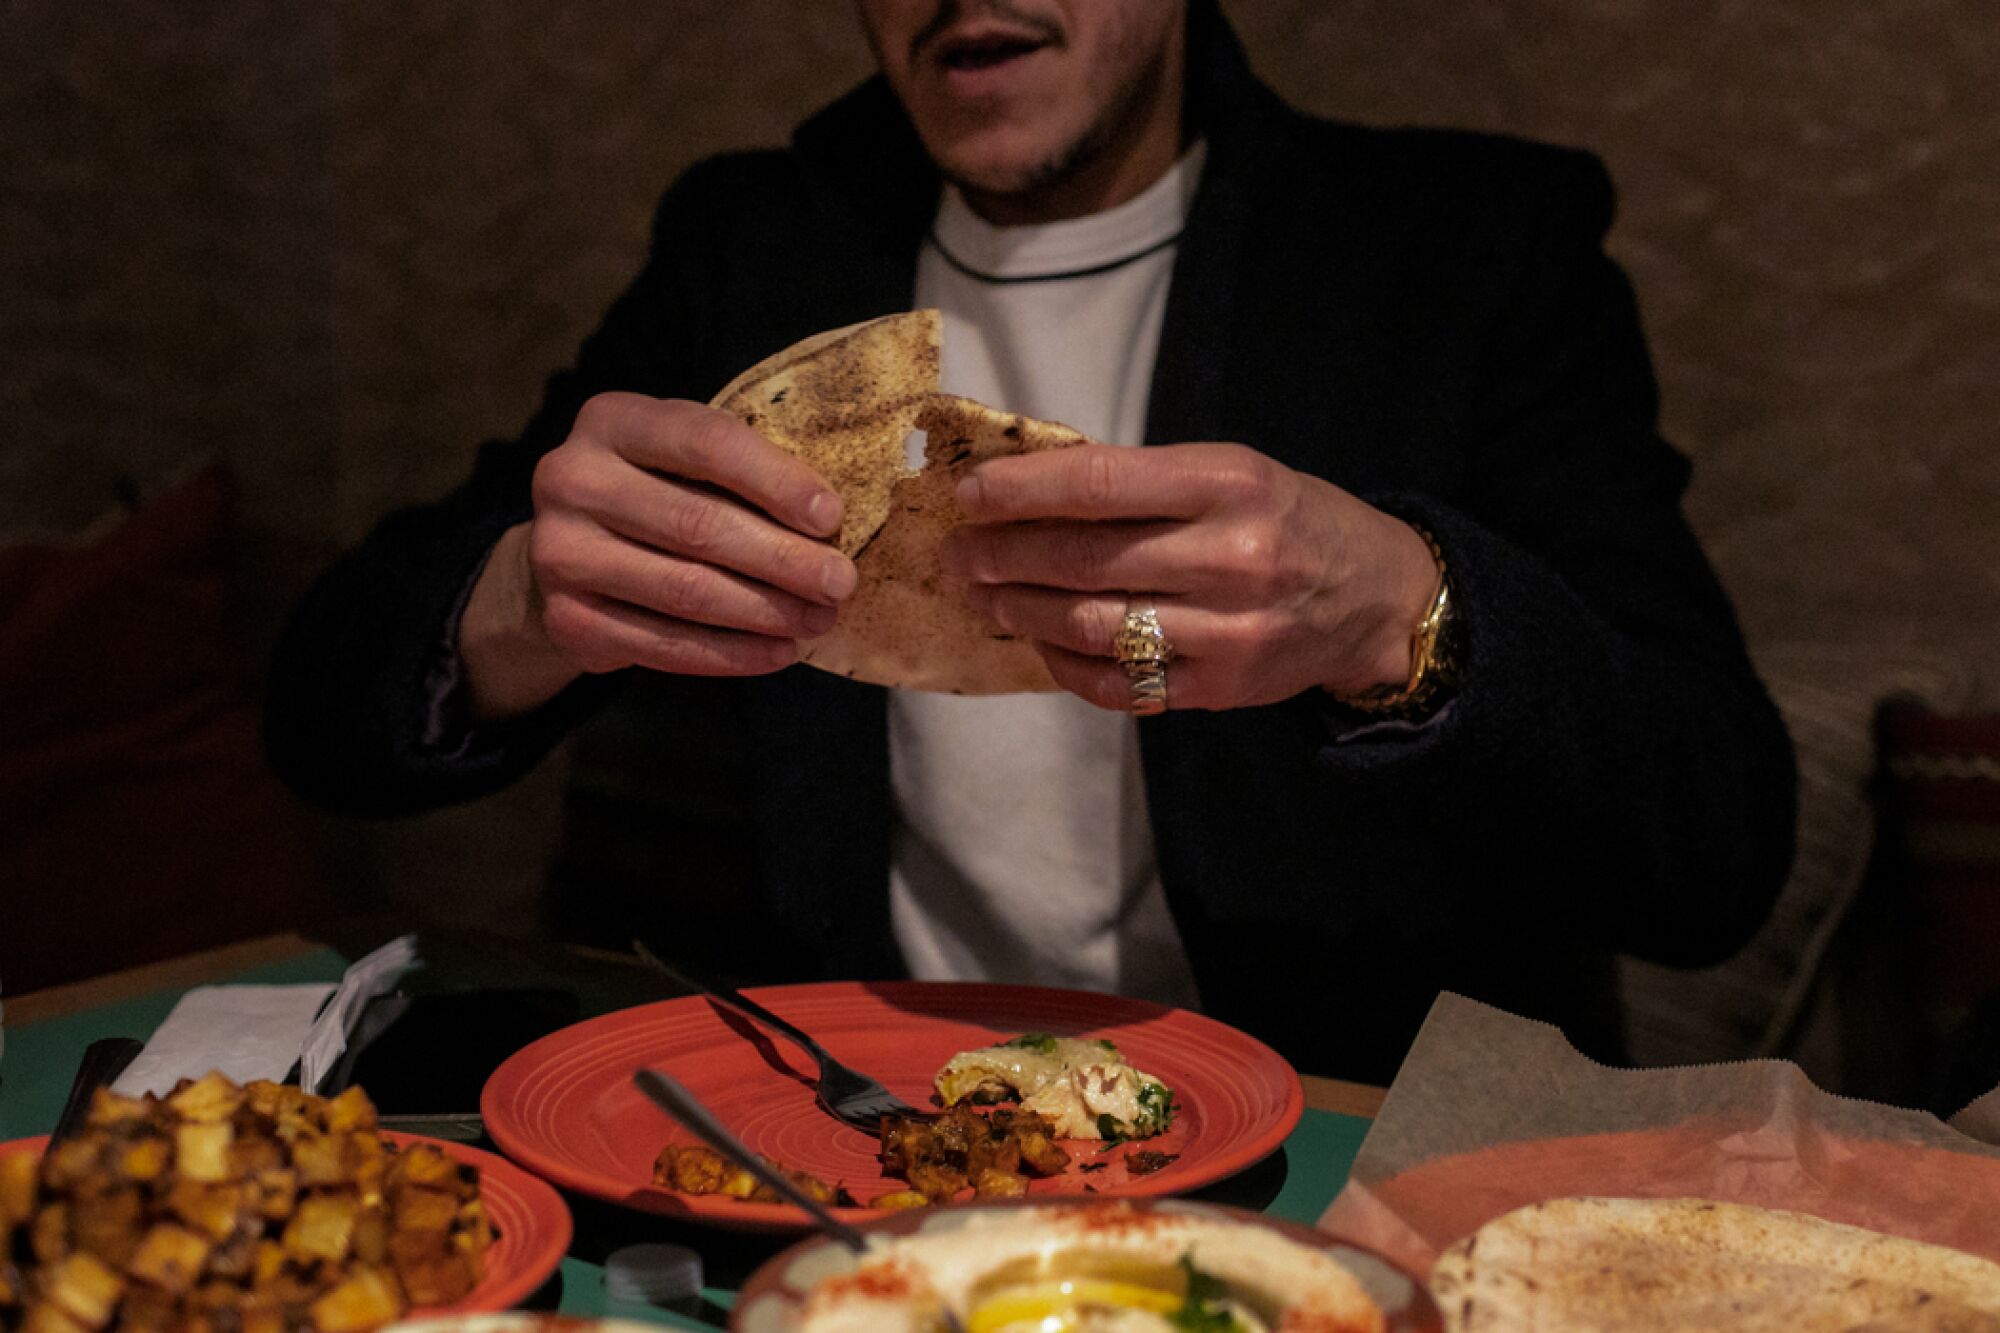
[935,29,1050,72]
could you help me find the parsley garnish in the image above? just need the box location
[1000,1032,1058,1054]
[1170,1255,1240,1331]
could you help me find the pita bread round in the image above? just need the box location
[709,310,939,558]
[1429,1196,2000,1331]
[799,393,1090,695]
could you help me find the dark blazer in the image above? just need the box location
[267,3,1796,1082]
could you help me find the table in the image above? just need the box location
[2,934,1384,1330]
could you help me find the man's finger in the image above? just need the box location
[968,585,1214,660]
[592,394,844,539]
[543,590,802,678]
[585,471,856,607]
[956,442,1244,522]
[939,518,1201,592]
[1036,643,1215,714]
[553,534,840,642]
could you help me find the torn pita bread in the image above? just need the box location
[799,393,1089,695]
[709,310,939,558]
[1430,1196,2000,1332]
[712,311,1094,695]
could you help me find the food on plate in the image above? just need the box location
[795,1200,1386,1333]
[649,1144,853,1208]
[936,1033,1175,1142]
[1428,1195,2000,1331]
[0,1072,494,1333]
[711,313,1090,695]
[876,1107,1072,1207]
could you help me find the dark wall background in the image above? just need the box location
[5,1,1996,939]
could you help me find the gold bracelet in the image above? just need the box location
[1330,526,1456,715]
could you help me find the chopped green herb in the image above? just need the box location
[1170,1256,1241,1331]
[1096,1112,1129,1143]
[1000,1032,1058,1054]
[1096,1037,1121,1052]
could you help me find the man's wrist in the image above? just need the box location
[459,522,583,722]
[1325,519,1458,714]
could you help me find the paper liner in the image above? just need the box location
[1317,993,2000,1279]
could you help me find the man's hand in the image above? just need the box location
[937,443,1441,713]
[459,392,857,721]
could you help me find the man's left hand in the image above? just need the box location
[937,442,1441,712]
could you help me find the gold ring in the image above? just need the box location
[1113,602,1173,716]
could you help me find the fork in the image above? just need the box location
[631,940,932,1130]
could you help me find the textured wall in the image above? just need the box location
[6,1,1997,934]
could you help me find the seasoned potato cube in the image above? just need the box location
[282,1193,358,1264]
[45,1252,124,1329]
[82,1090,146,1132]
[173,1122,234,1184]
[289,1132,350,1188]
[226,1135,283,1179]
[869,1189,932,1211]
[453,1198,494,1255]
[0,1151,39,1225]
[653,1144,727,1194]
[248,1240,287,1289]
[42,1140,104,1192]
[69,1186,144,1268]
[164,1073,245,1125]
[19,1300,91,1333]
[351,1206,389,1266]
[388,1187,456,1234]
[251,1168,298,1222]
[324,1088,378,1135]
[112,1136,170,1186]
[308,1266,403,1333]
[394,1251,475,1308]
[31,1202,71,1264]
[123,1223,211,1294]
[164,1181,245,1243]
[386,1145,459,1192]
[113,1284,177,1333]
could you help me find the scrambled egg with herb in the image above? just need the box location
[934,1033,1175,1142]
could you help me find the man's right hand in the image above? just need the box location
[458,392,857,721]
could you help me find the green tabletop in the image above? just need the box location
[0,952,1370,1330]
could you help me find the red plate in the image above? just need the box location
[0,1131,569,1313]
[481,980,1304,1233]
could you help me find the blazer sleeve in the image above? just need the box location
[263,161,744,816]
[1329,150,1798,969]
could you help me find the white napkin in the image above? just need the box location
[299,934,421,1094]
[111,984,336,1097]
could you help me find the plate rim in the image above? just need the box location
[480,978,1305,1233]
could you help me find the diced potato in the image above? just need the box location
[289,1132,349,1188]
[324,1088,378,1135]
[31,1202,72,1264]
[42,1140,105,1192]
[453,1199,493,1255]
[248,1240,287,1289]
[69,1186,145,1268]
[251,1169,298,1222]
[0,1151,40,1225]
[351,1205,389,1266]
[45,1252,124,1329]
[386,1145,459,1192]
[308,1266,403,1333]
[226,1135,283,1179]
[82,1090,147,1131]
[112,1136,170,1186]
[237,1300,286,1333]
[388,1188,456,1235]
[282,1193,358,1265]
[869,1190,932,1212]
[113,1283,178,1333]
[173,1123,234,1184]
[163,1181,245,1243]
[394,1252,475,1308]
[19,1300,91,1333]
[202,1231,256,1281]
[164,1073,245,1125]
[123,1223,212,1294]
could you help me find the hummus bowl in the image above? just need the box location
[732,1198,1440,1333]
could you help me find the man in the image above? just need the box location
[267,0,1796,1080]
